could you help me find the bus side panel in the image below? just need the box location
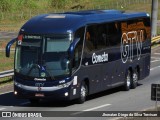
[82,63,104,94]
[69,65,103,100]
[139,40,151,80]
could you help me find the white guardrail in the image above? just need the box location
[0,69,14,78]
[152,36,160,45]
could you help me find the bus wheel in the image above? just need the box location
[124,70,131,91]
[77,81,88,104]
[131,70,138,89]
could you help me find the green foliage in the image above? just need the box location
[0,0,153,13]
[0,0,90,12]
[0,0,156,32]
[0,0,12,12]
[0,0,40,12]
[49,0,66,9]
[48,0,85,9]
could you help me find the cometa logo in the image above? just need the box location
[92,52,108,64]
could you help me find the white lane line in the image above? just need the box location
[151,59,160,63]
[151,57,160,59]
[83,104,111,111]
[0,108,6,111]
[150,66,160,71]
[72,104,111,115]
[154,53,160,55]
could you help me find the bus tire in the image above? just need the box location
[131,69,138,89]
[77,81,88,104]
[124,70,131,91]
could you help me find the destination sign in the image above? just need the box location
[23,35,42,39]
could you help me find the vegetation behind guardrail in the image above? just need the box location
[1,0,159,33]
[0,39,14,72]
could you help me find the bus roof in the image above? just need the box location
[21,9,150,34]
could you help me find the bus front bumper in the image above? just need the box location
[14,81,72,101]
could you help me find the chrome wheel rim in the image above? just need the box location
[133,72,138,83]
[81,85,86,99]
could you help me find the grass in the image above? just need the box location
[0,0,157,32]
[0,39,15,72]
[0,77,13,86]
[0,52,14,72]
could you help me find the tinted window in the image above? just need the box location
[120,18,151,43]
[106,22,121,46]
[85,22,121,52]
[72,27,85,69]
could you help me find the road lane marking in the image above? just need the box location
[154,53,160,55]
[151,60,160,63]
[82,104,111,111]
[72,104,111,115]
[151,57,160,59]
[150,66,160,71]
[0,108,6,111]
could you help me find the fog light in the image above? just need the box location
[64,92,68,97]
[14,91,18,95]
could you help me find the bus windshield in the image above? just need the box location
[15,34,71,79]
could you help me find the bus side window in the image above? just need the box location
[143,18,151,40]
[106,22,121,47]
[85,24,108,52]
[72,27,85,69]
[85,26,96,52]
[85,31,95,51]
[97,24,107,49]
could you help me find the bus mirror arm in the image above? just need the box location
[6,38,17,57]
[68,38,80,59]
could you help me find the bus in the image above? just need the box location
[6,10,151,104]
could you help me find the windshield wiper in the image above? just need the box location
[26,64,54,80]
[26,64,41,76]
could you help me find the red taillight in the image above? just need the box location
[17,35,23,45]
[18,35,23,41]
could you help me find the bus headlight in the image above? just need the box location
[58,81,72,88]
[64,92,68,96]
[14,91,18,95]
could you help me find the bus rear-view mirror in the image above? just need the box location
[6,38,17,57]
[68,38,80,59]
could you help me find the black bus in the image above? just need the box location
[6,10,151,104]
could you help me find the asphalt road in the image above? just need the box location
[0,46,160,120]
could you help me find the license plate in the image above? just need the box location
[35,93,44,97]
